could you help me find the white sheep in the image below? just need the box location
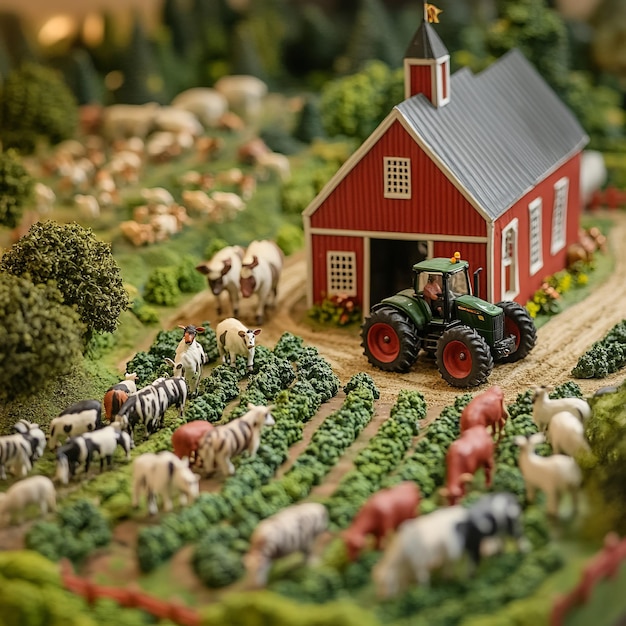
[215,317,261,372]
[141,186,175,207]
[102,103,159,140]
[211,191,246,220]
[0,476,56,526]
[255,151,291,182]
[214,74,268,119]
[152,106,204,137]
[531,386,591,433]
[546,411,590,457]
[515,433,582,517]
[171,87,228,128]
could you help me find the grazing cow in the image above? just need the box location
[171,87,228,128]
[102,103,159,140]
[48,400,103,450]
[197,403,275,477]
[171,421,214,466]
[216,317,261,372]
[440,426,495,505]
[342,482,421,561]
[131,451,200,515]
[214,74,268,119]
[0,476,56,527]
[460,385,509,440]
[54,437,89,485]
[461,492,529,571]
[152,106,203,137]
[515,433,582,517]
[210,191,246,219]
[254,151,291,182]
[195,245,245,317]
[531,386,591,433]
[244,502,329,588]
[165,324,206,395]
[103,373,138,421]
[240,240,284,324]
[372,506,470,597]
[12,420,46,463]
[82,425,133,473]
[116,377,187,441]
[0,434,33,480]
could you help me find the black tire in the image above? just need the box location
[361,306,420,373]
[436,326,493,387]
[496,301,537,363]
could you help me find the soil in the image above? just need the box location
[10,211,626,604]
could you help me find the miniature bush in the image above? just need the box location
[0,62,79,153]
[308,293,361,326]
[273,332,306,362]
[177,255,206,293]
[0,148,34,229]
[276,223,304,256]
[0,274,83,400]
[572,320,626,378]
[0,222,128,338]
[143,266,181,306]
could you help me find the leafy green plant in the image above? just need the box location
[308,293,361,326]
[0,149,34,229]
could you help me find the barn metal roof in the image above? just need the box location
[396,49,589,219]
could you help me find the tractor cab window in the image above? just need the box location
[447,270,470,298]
[418,272,444,315]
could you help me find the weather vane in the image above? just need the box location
[425,3,443,23]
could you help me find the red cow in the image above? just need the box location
[103,373,138,422]
[171,421,214,466]
[342,481,421,561]
[441,426,495,505]
[460,385,509,440]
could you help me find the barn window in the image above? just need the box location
[551,177,569,255]
[383,157,411,199]
[528,198,543,276]
[327,251,357,296]
[501,219,519,300]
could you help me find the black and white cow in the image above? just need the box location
[54,437,89,485]
[82,426,133,473]
[48,399,103,449]
[13,420,46,463]
[0,434,33,480]
[115,376,187,441]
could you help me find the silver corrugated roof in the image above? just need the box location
[396,49,589,219]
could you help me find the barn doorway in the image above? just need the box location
[369,238,428,307]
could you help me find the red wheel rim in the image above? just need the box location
[504,318,520,350]
[442,340,473,378]
[367,322,400,363]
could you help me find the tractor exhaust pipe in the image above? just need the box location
[473,267,483,298]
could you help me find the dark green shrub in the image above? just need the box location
[143,266,181,306]
[0,148,34,228]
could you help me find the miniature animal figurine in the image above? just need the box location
[171,420,214,466]
[372,506,470,598]
[48,399,103,450]
[215,317,261,372]
[239,240,284,325]
[342,481,421,561]
[131,451,200,515]
[461,492,529,572]
[514,433,582,517]
[197,403,275,477]
[103,372,138,421]
[531,386,591,433]
[546,411,590,457]
[0,476,56,527]
[254,151,291,182]
[440,426,495,505]
[0,434,33,480]
[12,420,46,463]
[55,437,88,485]
[171,87,228,128]
[214,74,268,119]
[115,377,187,441]
[195,245,245,317]
[101,102,159,140]
[459,385,509,440]
[244,502,329,588]
[165,324,207,396]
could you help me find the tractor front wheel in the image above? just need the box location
[496,301,537,363]
[361,306,420,372]
[436,326,493,387]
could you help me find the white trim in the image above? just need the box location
[501,218,519,300]
[383,156,412,199]
[363,236,371,314]
[403,55,451,107]
[435,57,450,107]
[551,177,569,255]
[308,226,487,243]
[304,214,314,308]
[326,251,357,296]
[487,220,495,303]
[528,198,543,276]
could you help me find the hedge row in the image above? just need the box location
[571,319,626,378]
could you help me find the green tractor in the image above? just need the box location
[361,255,537,387]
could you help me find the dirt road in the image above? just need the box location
[173,210,626,409]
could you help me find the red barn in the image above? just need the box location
[303,17,588,313]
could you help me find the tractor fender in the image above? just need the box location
[374,290,431,331]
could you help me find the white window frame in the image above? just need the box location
[551,177,569,255]
[383,157,411,199]
[528,198,543,276]
[501,219,519,300]
[327,251,357,297]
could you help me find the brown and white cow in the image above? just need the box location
[171,420,214,466]
[342,481,421,561]
[459,385,509,440]
[196,245,245,317]
[440,426,495,506]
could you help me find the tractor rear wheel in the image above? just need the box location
[496,301,537,363]
[361,306,420,372]
[436,326,493,387]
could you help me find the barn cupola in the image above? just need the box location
[403,4,450,107]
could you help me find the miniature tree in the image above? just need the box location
[0,62,78,154]
[0,149,34,229]
[0,222,129,339]
[293,97,326,144]
[0,273,83,401]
